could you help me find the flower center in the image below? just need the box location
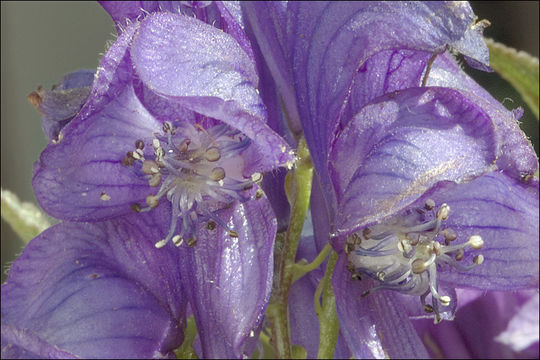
[123,121,259,248]
[345,199,484,323]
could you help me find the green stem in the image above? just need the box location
[315,251,339,359]
[291,243,331,283]
[267,137,313,359]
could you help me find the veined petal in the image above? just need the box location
[242,1,302,134]
[130,12,294,172]
[287,1,490,201]
[333,255,429,359]
[100,1,256,63]
[1,210,186,359]
[413,290,539,359]
[33,83,160,222]
[178,198,276,358]
[411,172,539,290]
[334,87,497,234]
[427,51,539,181]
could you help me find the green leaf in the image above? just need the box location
[486,38,539,119]
[1,188,50,243]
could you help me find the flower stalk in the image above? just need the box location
[267,137,313,358]
[316,251,339,359]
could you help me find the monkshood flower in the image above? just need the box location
[245,1,539,357]
[3,6,294,359]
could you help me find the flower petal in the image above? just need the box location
[496,292,539,353]
[413,290,539,359]
[1,210,186,358]
[287,1,490,201]
[333,255,429,358]
[242,1,302,134]
[178,197,276,358]
[130,12,294,172]
[33,83,159,222]
[428,51,538,181]
[411,172,539,290]
[334,87,497,234]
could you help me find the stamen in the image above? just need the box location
[124,121,253,249]
[347,200,485,322]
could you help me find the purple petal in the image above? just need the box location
[242,1,302,134]
[100,0,255,63]
[178,198,276,358]
[33,83,160,222]
[410,172,539,290]
[287,2,490,201]
[130,12,294,172]
[333,255,429,358]
[1,210,186,358]
[427,51,538,181]
[413,290,539,359]
[496,292,539,353]
[334,87,497,234]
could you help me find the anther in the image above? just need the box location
[187,237,197,247]
[142,160,160,175]
[130,203,142,213]
[172,235,183,247]
[122,152,135,166]
[135,139,145,150]
[205,147,221,162]
[424,304,434,313]
[437,204,450,220]
[229,230,239,238]
[455,248,464,261]
[473,254,484,265]
[251,172,262,183]
[439,295,451,306]
[155,239,168,249]
[206,221,216,230]
[425,198,435,210]
[210,167,226,181]
[162,121,175,134]
[146,195,159,208]
[132,150,142,160]
[442,228,457,245]
[467,235,484,249]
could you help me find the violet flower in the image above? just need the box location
[246,1,539,357]
[3,6,294,359]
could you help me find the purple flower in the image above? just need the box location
[3,6,294,359]
[246,1,539,357]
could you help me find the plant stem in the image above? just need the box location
[316,251,339,359]
[267,137,313,358]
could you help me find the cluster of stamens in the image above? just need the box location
[123,121,260,248]
[345,199,484,323]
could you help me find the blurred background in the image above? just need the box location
[1,2,539,282]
